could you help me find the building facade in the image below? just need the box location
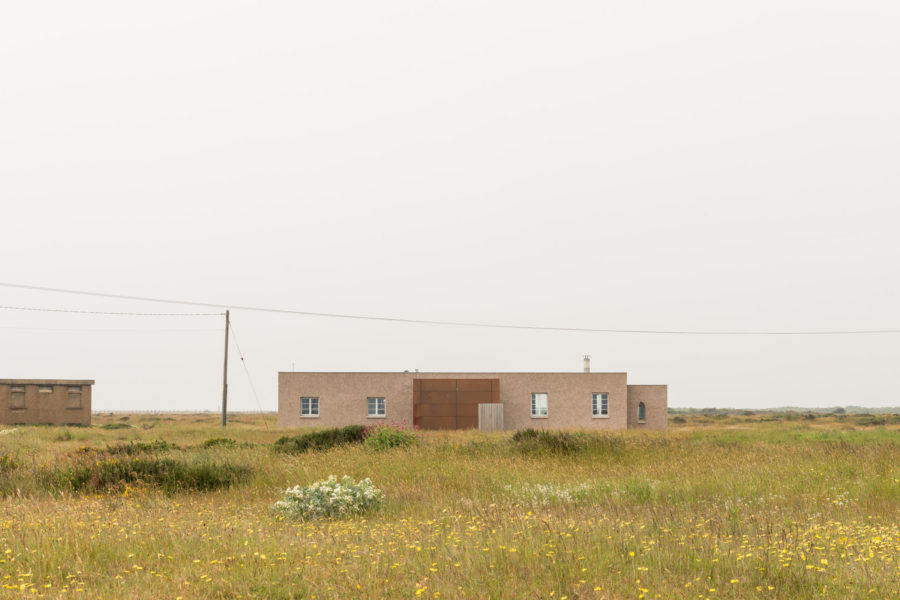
[278,371,666,431]
[0,379,94,426]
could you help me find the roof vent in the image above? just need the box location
[583,354,591,373]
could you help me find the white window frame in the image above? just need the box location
[38,385,54,394]
[531,393,548,418]
[300,396,319,417]
[367,396,386,418]
[637,402,646,423]
[592,392,609,418]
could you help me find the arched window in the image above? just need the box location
[637,402,646,422]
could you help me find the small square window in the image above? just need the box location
[592,393,609,417]
[9,387,25,410]
[38,385,53,394]
[66,387,82,409]
[531,393,548,417]
[300,396,319,417]
[367,397,386,417]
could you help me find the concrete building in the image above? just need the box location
[0,379,93,425]
[278,361,666,431]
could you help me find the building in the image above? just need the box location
[278,361,666,431]
[0,379,94,426]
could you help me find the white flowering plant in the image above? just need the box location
[273,475,384,519]
[502,481,591,506]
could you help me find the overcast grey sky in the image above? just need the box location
[2,2,899,411]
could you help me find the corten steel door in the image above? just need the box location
[414,378,500,430]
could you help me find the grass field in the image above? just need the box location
[0,412,897,599]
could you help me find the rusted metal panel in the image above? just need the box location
[413,379,420,426]
[415,379,458,430]
[418,403,458,417]
[457,390,492,407]
[424,379,457,391]
[457,379,492,392]
[414,378,500,430]
[422,416,458,430]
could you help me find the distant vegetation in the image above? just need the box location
[668,407,900,427]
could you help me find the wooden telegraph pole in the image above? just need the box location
[221,309,230,427]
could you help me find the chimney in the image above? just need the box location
[583,354,591,373]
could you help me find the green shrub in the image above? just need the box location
[272,425,366,454]
[511,429,582,454]
[273,475,383,519]
[55,429,74,442]
[99,423,132,430]
[510,429,628,455]
[42,457,248,493]
[201,437,244,449]
[363,421,417,450]
[76,440,175,456]
[0,453,17,473]
[107,440,175,455]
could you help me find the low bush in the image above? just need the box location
[502,481,591,506]
[106,440,175,455]
[99,423,132,430]
[363,421,417,450]
[201,437,244,449]
[75,440,175,456]
[0,453,17,473]
[55,429,74,442]
[273,475,383,519]
[42,457,249,493]
[510,429,628,456]
[272,425,366,454]
[511,429,583,454]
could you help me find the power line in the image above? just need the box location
[0,325,220,333]
[1,281,898,336]
[0,304,223,317]
[227,320,269,428]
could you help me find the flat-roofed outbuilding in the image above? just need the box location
[0,379,94,425]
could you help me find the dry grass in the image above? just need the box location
[0,412,896,599]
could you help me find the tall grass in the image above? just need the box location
[0,412,895,599]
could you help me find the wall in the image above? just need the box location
[626,385,668,430]
[0,380,93,425]
[278,372,413,428]
[278,372,631,430]
[414,372,629,431]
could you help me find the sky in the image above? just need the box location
[1,1,899,411]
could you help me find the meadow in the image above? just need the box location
[0,412,896,599]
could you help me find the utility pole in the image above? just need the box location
[221,309,230,427]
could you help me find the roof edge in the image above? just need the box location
[0,379,95,385]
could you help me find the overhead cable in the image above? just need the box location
[0,281,897,336]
